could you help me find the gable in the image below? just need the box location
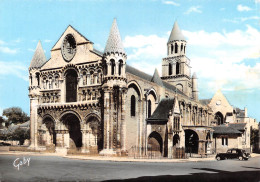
[51,25,91,51]
[208,90,233,116]
[41,25,103,70]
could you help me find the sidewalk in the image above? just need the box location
[1,151,260,163]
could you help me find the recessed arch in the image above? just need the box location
[176,84,183,92]
[65,69,78,102]
[127,80,143,99]
[40,114,56,146]
[148,131,163,154]
[173,134,180,147]
[215,111,224,125]
[185,129,199,154]
[85,114,103,152]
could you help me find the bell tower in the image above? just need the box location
[161,21,192,97]
[101,19,127,155]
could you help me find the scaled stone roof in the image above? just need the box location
[168,21,186,43]
[213,125,242,135]
[29,41,47,68]
[126,64,186,96]
[151,69,164,87]
[104,19,125,55]
[147,98,175,122]
[192,72,197,79]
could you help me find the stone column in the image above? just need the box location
[168,132,173,158]
[198,140,205,154]
[81,129,89,153]
[107,62,111,76]
[28,97,38,149]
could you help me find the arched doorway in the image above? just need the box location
[185,129,199,154]
[215,112,224,125]
[66,69,78,102]
[61,113,82,148]
[39,116,56,146]
[86,116,103,152]
[148,131,163,155]
[173,134,180,147]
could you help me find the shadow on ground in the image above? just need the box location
[103,168,260,182]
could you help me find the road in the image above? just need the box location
[0,154,259,182]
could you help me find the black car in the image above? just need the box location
[216,148,250,161]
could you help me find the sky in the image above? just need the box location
[0,0,259,121]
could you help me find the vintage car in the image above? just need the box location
[216,148,251,161]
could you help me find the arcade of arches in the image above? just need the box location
[38,112,103,154]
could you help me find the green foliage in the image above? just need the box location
[11,128,30,145]
[0,116,6,128]
[3,107,29,126]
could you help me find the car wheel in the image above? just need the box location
[216,156,221,161]
[239,156,243,160]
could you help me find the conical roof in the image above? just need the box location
[104,19,125,55]
[29,41,47,68]
[192,72,197,79]
[151,69,164,87]
[168,21,186,43]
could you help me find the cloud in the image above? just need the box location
[162,0,180,6]
[0,40,5,45]
[0,61,28,81]
[220,8,225,11]
[0,46,18,54]
[123,34,166,74]
[123,25,260,92]
[237,4,252,12]
[223,16,260,23]
[184,6,202,15]
[44,39,52,43]
[183,25,260,91]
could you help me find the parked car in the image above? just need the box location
[216,148,251,161]
[0,142,11,146]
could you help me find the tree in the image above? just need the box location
[11,128,30,145]
[0,116,6,128]
[3,107,29,126]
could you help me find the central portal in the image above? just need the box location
[62,113,82,148]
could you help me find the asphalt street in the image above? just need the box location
[0,154,259,182]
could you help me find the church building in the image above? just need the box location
[28,19,255,157]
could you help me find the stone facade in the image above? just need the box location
[28,19,256,157]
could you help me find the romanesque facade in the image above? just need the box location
[28,19,255,157]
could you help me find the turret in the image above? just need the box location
[103,19,127,88]
[29,41,46,92]
[101,19,127,155]
[192,72,198,101]
[28,40,47,150]
[167,21,187,57]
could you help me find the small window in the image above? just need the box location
[119,60,123,76]
[222,137,228,146]
[169,63,172,75]
[36,73,40,86]
[175,43,178,53]
[131,95,136,117]
[171,44,174,54]
[148,100,152,118]
[110,59,115,75]
[176,62,180,75]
